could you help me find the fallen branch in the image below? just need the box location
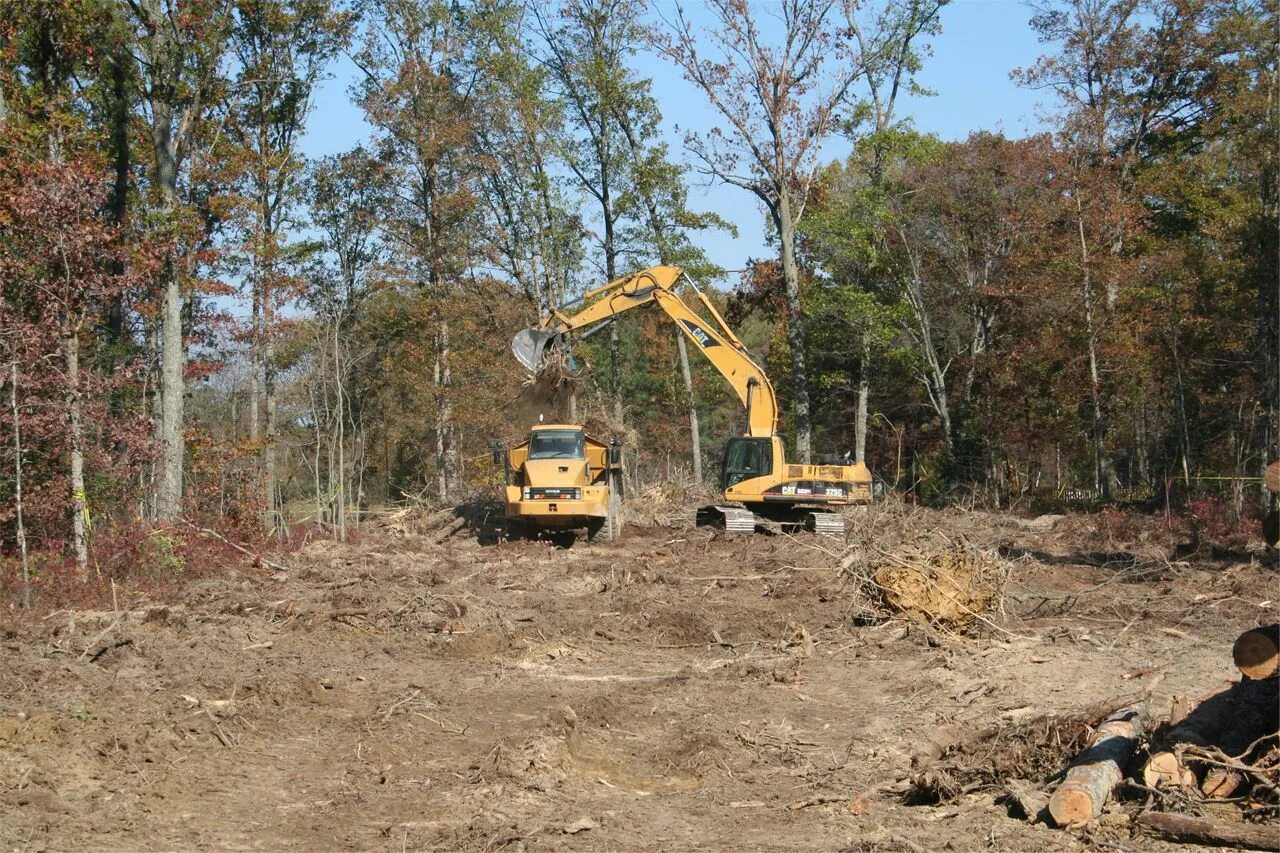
[326,608,370,620]
[1136,810,1279,850]
[435,516,467,544]
[178,518,290,573]
[78,615,126,661]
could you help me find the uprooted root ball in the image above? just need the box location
[871,546,1009,632]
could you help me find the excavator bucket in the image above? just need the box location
[512,328,559,372]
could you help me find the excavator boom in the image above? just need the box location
[515,266,777,438]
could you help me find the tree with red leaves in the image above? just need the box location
[0,159,146,576]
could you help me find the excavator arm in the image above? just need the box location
[513,266,778,438]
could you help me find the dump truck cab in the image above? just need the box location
[499,425,622,540]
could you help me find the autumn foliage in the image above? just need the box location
[1,0,1276,612]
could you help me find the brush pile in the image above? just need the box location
[1136,625,1279,824]
[1044,623,1278,848]
[870,546,1007,631]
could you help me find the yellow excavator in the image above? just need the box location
[513,265,873,534]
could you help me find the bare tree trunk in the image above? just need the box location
[855,338,870,464]
[10,363,31,609]
[1076,193,1111,500]
[311,377,323,530]
[157,257,185,518]
[776,193,811,463]
[249,274,260,443]
[675,333,702,482]
[65,326,88,572]
[106,48,130,345]
[335,320,346,541]
[1169,329,1193,490]
[154,126,185,520]
[604,230,622,425]
[899,244,954,462]
[435,318,455,502]
[264,296,278,532]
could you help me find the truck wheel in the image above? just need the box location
[586,517,606,541]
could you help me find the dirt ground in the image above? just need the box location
[2,502,1277,851]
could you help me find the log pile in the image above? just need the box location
[1041,623,1279,848]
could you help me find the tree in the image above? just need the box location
[1,0,152,567]
[475,40,582,316]
[0,161,143,571]
[305,146,390,537]
[354,0,514,500]
[123,0,232,520]
[226,0,348,529]
[886,133,1055,480]
[839,0,943,462]
[535,0,640,424]
[1014,0,1228,498]
[664,0,866,462]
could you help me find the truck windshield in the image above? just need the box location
[528,430,585,460]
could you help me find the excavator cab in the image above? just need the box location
[721,437,774,489]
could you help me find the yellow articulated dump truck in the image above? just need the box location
[496,424,623,541]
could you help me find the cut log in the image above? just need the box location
[1142,751,1197,790]
[1200,767,1243,799]
[1003,779,1049,823]
[1048,703,1146,828]
[434,516,467,544]
[1233,624,1280,681]
[1136,810,1280,850]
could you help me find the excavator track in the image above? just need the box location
[807,511,844,536]
[720,506,758,534]
[697,505,758,533]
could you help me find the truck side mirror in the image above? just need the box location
[608,440,622,467]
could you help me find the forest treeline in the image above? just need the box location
[0,0,1275,600]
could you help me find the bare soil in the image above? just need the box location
[2,503,1276,851]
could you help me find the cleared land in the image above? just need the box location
[2,502,1276,851]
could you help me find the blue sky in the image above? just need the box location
[299,0,1052,283]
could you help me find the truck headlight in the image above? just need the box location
[523,487,531,500]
